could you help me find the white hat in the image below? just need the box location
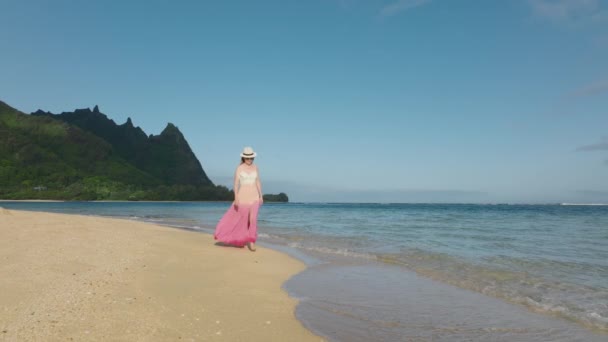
[240,146,257,158]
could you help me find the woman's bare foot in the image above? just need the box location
[248,242,257,252]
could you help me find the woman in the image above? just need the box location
[214,146,263,251]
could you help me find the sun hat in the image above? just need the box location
[240,146,257,158]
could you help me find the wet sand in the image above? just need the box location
[286,261,608,342]
[0,208,321,341]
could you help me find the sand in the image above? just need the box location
[0,208,322,341]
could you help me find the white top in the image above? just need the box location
[239,171,258,186]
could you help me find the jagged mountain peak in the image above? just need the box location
[0,100,236,201]
[160,123,183,136]
[30,105,212,186]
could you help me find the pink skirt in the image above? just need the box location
[214,202,260,247]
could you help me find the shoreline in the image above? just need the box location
[0,199,66,202]
[0,200,290,204]
[0,208,321,341]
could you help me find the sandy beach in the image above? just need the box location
[0,208,321,341]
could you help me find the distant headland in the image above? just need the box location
[0,101,288,202]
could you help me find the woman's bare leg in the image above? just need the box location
[247,203,259,251]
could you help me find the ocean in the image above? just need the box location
[2,201,607,341]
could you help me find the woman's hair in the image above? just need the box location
[240,157,254,164]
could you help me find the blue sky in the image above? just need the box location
[1,0,607,203]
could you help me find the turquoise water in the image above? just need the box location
[2,201,607,341]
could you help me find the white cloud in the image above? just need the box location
[577,137,608,151]
[576,137,608,167]
[591,7,608,22]
[592,33,608,47]
[576,189,608,196]
[567,79,608,99]
[529,0,601,21]
[379,0,432,17]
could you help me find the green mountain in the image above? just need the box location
[0,101,231,201]
[262,193,289,203]
[32,105,212,186]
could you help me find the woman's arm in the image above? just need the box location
[233,166,240,205]
[256,166,263,204]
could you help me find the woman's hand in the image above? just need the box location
[259,196,264,205]
[233,199,239,210]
